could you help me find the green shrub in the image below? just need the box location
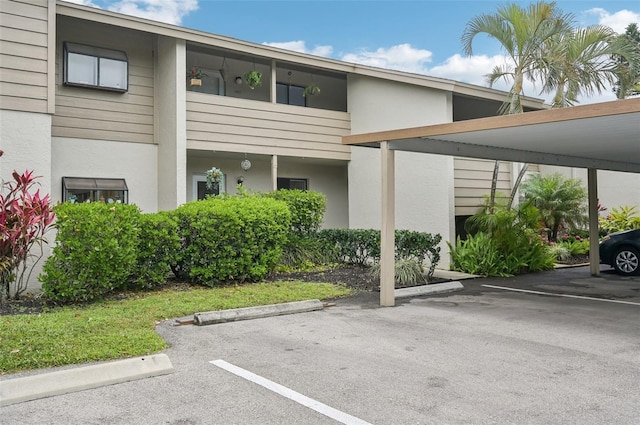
[170,196,290,285]
[599,205,640,233]
[451,203,555,276]
[41,203,140,302]
[128,211,181,289]
[264,189,326,235]
[547,244,571,262]
[369,258,427,286]
[557,239,589,256]
[395,230,441,278]
[278,234,338,270]
[520,173,587,242]
[318,228,441,277]
[449,232,511,277]
[318,229,380,265]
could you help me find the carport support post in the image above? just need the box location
[381,141,395,307]
[588,168,600,276]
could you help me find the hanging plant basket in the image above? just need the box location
[303,83,321,97]
[205,167,223,190]
[187,66,207,87]
[244,70,262,89]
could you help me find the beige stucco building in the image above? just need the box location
[3,0,638,274]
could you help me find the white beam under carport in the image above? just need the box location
[344,98,640,307]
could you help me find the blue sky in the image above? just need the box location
[69,0,640,104]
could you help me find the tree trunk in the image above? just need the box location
[508,163,529,210]
[489,160,500,214]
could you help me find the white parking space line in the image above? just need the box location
[210,359,373,425]
[482,284,640,306]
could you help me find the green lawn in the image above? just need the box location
[0,281,351,375]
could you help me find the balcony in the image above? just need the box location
[186,44,348,112]
[185,44,351,160]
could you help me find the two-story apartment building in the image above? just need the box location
[10,0,635,270]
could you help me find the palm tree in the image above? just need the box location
[462,1,574,115]
[461,1,574,211]
[520,173,587,242]
[612,23,640,99]
[541,25,638,108]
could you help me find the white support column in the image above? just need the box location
[271,59,277,103]
[380,142,395,307]
[271,155,278,191]
[156,36,187,210]
[588,168,600,276]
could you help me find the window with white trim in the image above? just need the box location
[63,42,128,92]
[62,177,128,204]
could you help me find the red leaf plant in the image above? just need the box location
[1,152,55,300]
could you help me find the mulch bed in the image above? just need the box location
[265,264,381,291]
[555,254,590,266]
[0,265,379,316]
[1,256,588,316]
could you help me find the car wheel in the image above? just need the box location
[613,247,640,276]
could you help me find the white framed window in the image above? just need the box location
[62,177,128,204]
[193,174,226,200]
[63,42,128,92]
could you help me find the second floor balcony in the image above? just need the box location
[186,43,348,113]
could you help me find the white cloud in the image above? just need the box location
[61,0,198,24]
[428,53,503,86]
[426,53,618,105]
[263,41,333,57]
[63,0,100,6]
[339,43,433,74]
[585,8,640,33]
[107,0,198,25]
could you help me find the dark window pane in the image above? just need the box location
[289,85,305,106]
[276,83,288,104]
[62,177,128,203]
[197,181,219,199]
[289,178,308,190]
[277,178,308,190]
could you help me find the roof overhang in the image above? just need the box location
[344,98,640,173]
[56,1,547,108]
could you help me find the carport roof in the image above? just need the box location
[343,98,640,173]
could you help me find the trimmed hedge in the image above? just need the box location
[264,189,326,234]
[318,229,379,265]
[170,196,291,285]
[128,211,181,289]
[41,203,140,302]
[317,228,442,278]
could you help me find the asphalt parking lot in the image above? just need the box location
[2,266,639,424]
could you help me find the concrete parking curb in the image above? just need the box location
[0,354,174,407]
[194,299,325,326]
[395,281,464,299]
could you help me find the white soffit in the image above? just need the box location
[344,98,640,173]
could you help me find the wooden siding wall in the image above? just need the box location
[53,16,154,144]
[187,93,351,160]
[454,157,512,216]
[0,0,50,113]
